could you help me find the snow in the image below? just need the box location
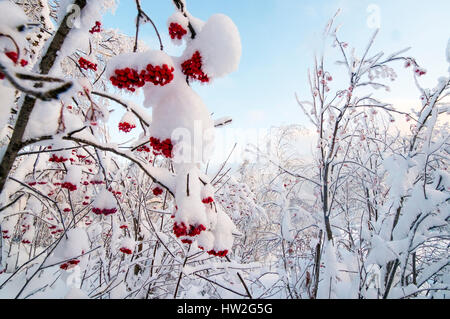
[65,287,89,299]
[50,228,89,265]
[23,101,60,141]
[64,165,82,185]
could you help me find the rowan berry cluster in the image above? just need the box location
[60,259,80,270]
[202,197,214,204]
[207,249,228,257]
[0,51,28,79]
[89,21,102,34]
[92,207,117,216]
[152,187,163,196]
[119,247,132,254]
[110,64,175,92]
[149,137,173,158]
[181,51,209,83]
[173,222,206,238]
[79,57,97,71]
[169,22,187,40]
[49,154,68,163]
[118,121,136,132]
[61,182,77,192]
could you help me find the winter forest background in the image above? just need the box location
[0,0,449,299]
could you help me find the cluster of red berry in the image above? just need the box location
[149,137,173,158]
[63,208,72,213]
[5,51,28,66]
[119,247,132,255]
[414,67,426,76]
[110,68,142,92]
[202,197,214,204]
[207,249,229,257]
[79,57,97,71]
[92,207,117,216]
[181,238,192,244]
[49,154,68,163]
[2,230,9,239]
[136,144,151,152]
[50,229,64,235]
[89,21,102,34]
[152,187,163,196]
[404,58,426,76]
[28,181,46,186]
[61,182,77,192]
[0,51,28,79]
[110,64,175,92]
[118,121,136,133]
[173,222,206,238]
[169,22,187,40]
[142,64,175,85]
[181,51,209,83]
[108,188,122,197]
[60,259,80,270]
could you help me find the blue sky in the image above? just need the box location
[102,0,450,163]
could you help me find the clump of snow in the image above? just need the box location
[119,237,135,254]
[182,14,241,80]
[92,188,117,215]
[65,287,89,299]
[52,228,89,264]
[64,165,82,185]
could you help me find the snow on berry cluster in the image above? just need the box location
[179,14,242,81]
[51,228,89,272]
[91,188,117,216]
[118,111,137,133]
[119,238,135,255]
[170,167,236,257]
